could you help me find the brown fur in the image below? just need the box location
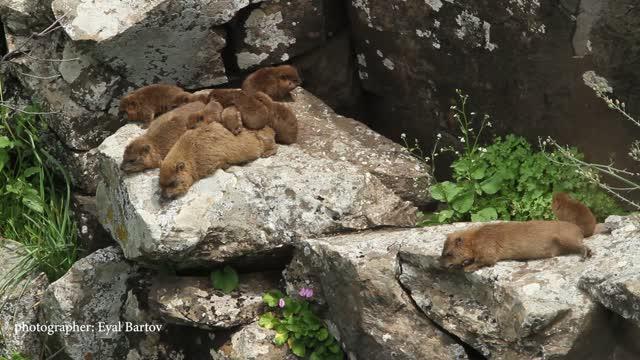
[159,123,277,199]
[119,84,197,127]
[440,221,591,272]
[220,106,244,135]
[207,88,242,107]
[234,91,271,130]
[552,192,598,237]
[120,102,206,173]
[254,92,298,144]
[185,100,240,133]
[242,65,301,100]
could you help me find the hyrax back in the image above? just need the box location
[119,84,196,127]
[242,65,301,100]
[552,192,597,237]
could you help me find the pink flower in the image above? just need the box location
[278,298,285,308]
[298,287,314,299]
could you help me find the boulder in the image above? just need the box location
[217,322,291,360]
[0,239,49,358]
[284,230,468,360]
[578,216,640,328]
[148,272,279,329]
[234,0,346,69]
[70,194,115,257]
[51,0,239,88]
[96,88,425,268]
[396,223,626,359]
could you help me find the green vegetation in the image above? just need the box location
[259,290,343,360]
[0,80,77,294]
[210,265,239,293]
[0,352,31,360]
[419,90,622,225]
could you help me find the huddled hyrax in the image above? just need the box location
[440,221,591,272]
[159,123,277,199]
[221,106,243,135]
[184,100,241,134]
[242,65,301,100]
[206,88,242,107]
[552,192,599,237]
[254,92,298,144]
[234,91,271,130]
[119,84,196,127]
[120,102,206,173]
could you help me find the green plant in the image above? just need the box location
[423,89,622,224]
[0,352,30,360]
[210,266,239,293]
[0,79,78,294]
[259,289,343,360]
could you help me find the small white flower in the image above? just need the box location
[400,133,406,139]
[436,133,442,139]
[459,137,466,143]
[486,121,493,127]
[450,105,457,110]
[470,112,476,116]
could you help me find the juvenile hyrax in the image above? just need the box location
[119,84,195,127]
[440,221,591,272]
[254,92,298,144]
[159,123,277,199]
[206,88,242,107]
[184,100,241,134]
[120,102,205,173]
[552,192,598,237]
[234,91,271,130]
[221,106,243,135]
[242,65,301,100]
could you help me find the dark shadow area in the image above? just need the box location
[0,21,7,57]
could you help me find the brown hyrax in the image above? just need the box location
[120,102,205,173]
[207,88,242,107]
[159,123,277,199]
[552,192,600,237]
[220,106,244,135]
[119,84,196,127]
[254,92,298,144]
[234,91,271,130]
[242,65,301,100]
[184,100,240,133]
[440,221,591,272]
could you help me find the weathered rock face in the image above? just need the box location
[70,194,115,257]
[96,88,425,268]
[0,239,49,358]
[347,0,640,175]
[395,223,633,360]
[234,0,346,70]
[148,272,278,330]
[284,230,469,360]
[217,322,291,360]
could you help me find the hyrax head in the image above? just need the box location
[440,230,474,269]
[274,65,302,92]
[119,95,149,122]
[121,138,160,173]
[159,161,194,200]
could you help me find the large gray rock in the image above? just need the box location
[217,322,291,360]
[0,239,49,358]
[148,273,278,329]
[0,0,53,35]
[396,223,626,359]
[578,216,640,328]
[51,0,242,88]
[96,88,423,268]
[284,230,468,360]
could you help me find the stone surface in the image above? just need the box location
[217,322,290,360]
[51,0,236,88]
[148,272,278,329]
[579,216,640,328]
[96,88,422,268]
[396,223,621,359]
[234,0,346,70]
[346,0,640,180]
[0,239,49,358]
[70,194,115,257]
[285,230,468,360]
[0,0,54,35]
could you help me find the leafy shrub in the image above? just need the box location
[210,266,239,293]
[0,81,77,292]
[259,289,343,360]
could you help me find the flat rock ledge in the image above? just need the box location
[395,220,638,360]
[148,273,278,330]
[96,88,425,268]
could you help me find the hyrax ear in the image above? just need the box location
[176,162,186,172]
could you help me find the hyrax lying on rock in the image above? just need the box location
[159,123,277,199]
[205,88,242,107]
[242,65,301,100]
[119,84,196,127]
[234,91,271,130]
[220,107,243,135]
[552,192,604,237]
[256,92,298,144]
[120,102,206,173]
[185,100,242,134]
[440,221,591,272]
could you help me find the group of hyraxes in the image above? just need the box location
[118,65,301,199]
[440,192,608,272]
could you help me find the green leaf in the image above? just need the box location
[480,174,502,195]
[451,190,474,213]
[470,164,487,179]
[328,342,341,354]
[430,181,461,202]
[288,338,306,357]
[316,327,329,341]
[0,150,8,173]
[310,351,323,360]
[274,330,289,346]
[259,312,278,329]
[436,210,454,223]
[211,266,239,293]
[23,167,40,178]
[263,290,284,307]
[471,207,498,222]
[0,136,13,148]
